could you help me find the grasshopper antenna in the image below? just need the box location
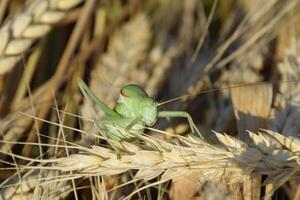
[157,79,300,107]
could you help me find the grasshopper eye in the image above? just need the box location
[120,89,129,97]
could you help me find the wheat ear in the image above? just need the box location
[0,0,83,75]
[3,130,300,198]
[54,130,300,190]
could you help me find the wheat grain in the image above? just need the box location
[0,0,83,75]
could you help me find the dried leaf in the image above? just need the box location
[231,83,273,141]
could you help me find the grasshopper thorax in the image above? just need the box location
[115,84,158,126]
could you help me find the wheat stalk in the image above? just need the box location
[0,0,83,75]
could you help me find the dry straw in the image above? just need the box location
[0,0,83,75]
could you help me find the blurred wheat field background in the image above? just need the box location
[0,0,300,199]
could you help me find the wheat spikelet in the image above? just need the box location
[0,0,83,75]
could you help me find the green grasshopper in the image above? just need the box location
[77,78,204,154]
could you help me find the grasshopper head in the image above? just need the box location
[140,98,158,126]
[119,84,158,126]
